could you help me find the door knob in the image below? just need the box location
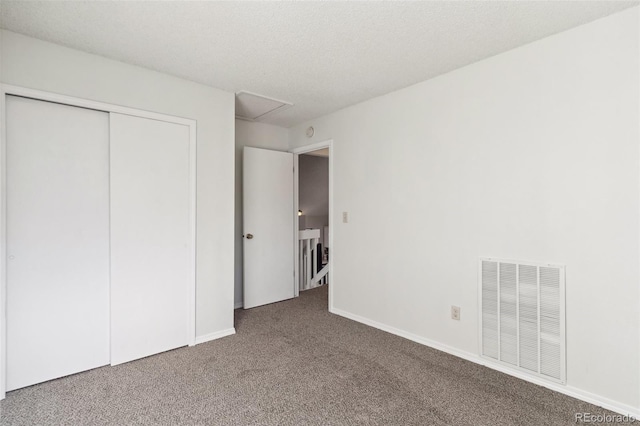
[246,234,254,239]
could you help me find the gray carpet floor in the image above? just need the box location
[0,285,615,425]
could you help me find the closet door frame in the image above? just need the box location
[0,84,198,400]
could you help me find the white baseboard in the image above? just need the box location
[330,307,640,419]
[194,328,236,345]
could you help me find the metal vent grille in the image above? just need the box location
[480,258,565,383]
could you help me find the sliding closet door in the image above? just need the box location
[6,96,110,391]
[109,113,191,365]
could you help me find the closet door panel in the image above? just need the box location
[6,96,110,391]
[109,113,190,365]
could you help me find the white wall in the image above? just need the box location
[1,30,236,339]
[235,120,289,307]
[290,7,640,413]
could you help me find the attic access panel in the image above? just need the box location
[235,91,292,121]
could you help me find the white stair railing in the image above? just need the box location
[298,229,328,291]
[311,263,329,286]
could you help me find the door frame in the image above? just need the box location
[0,84,198,400]
[290,140,334,312]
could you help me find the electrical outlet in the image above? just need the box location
[451,306,460,321]
[342,212,348,223]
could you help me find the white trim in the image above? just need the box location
[194,328,236,345]
[2,85,196,126]
[0,84,198,399]
[291,140,333,155]
[331,307,640,419]
[637,7,640,410]
[293,154,300,298]
[0,86,6,401]
[476,260,483,374]
[234,301,243,309]
[290,139,334,312]
[187,112,197,348]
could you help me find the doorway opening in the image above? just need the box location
[297,150,329,290]
[241,140,333,312]
[292,141,333,310]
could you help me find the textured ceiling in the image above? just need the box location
[1,1,637,127]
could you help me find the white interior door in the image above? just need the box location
[109,113,191,365]
[243,147,294,309]
[6,96,110,391]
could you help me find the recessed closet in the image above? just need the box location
[4,94,195,391]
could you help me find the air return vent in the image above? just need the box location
[480,258,565,383]
[235,91,292,122]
